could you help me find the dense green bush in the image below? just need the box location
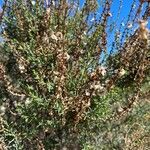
[0,0,150,149]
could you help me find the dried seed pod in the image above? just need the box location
[138,20,149,40]
[96,66,107,76]
[51,31,58,41]
[56,32,63,40]
[89,71,97,80]
[119,68,126,76]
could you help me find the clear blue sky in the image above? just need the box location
[0,0,3,8]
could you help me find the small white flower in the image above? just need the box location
[90,82,104,91]
[18,64,25,73]
[51,33,58,41]
[83,42,87,46]
[121,22,125,27]
[56,32,63,40]
[60,75,65,82]
[85,90,90,96]
[90,17,95,22]
[80,49,84,54]
[117,107,124,113]
[116,32,121,38]
[108,12,112,17]
[101,70,106,76]
[127,23,132,29]
[46,7,51,14]
[97,66,107,76]
[31,1,36,5]
[25,98,31,105]
[0,106,6,115]
[64,52,70,60]
[83,31,87,35]
[105,79,110,84]
[90,84,94,89]
[119,68,126,76]
[133,4,136,9]
[57,52,70,61]
[52,0,55,6]
[53,71,59,75]
[94,85,100,90]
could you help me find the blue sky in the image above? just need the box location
[0,0,3,8]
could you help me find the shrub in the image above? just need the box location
[0,0,149,149]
